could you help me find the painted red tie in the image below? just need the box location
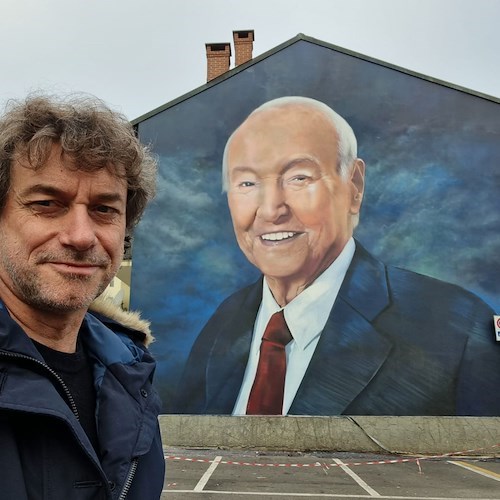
[246,310,293,415]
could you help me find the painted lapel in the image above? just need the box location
[290,243,393,415]
[204,279,263,412]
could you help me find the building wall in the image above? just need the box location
[132,38,500,415]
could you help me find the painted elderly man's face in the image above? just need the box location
[226,104,364,290]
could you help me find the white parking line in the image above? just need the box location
[448,460,500,482]
[333,458,381,497]
[162,489,500,498]
[194,455,223,492]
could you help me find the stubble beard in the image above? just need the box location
[1,251,114,314]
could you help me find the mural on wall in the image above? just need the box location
[131,36,500,416]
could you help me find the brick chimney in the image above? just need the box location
[233,30,254,66]
[205,42,231,82]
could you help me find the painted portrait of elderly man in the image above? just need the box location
[130,36,500,416]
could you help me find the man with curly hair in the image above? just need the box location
[0,94,164,499]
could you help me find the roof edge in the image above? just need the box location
[131,34,306,125]
[132,33,499,125]
[301,33,500,104]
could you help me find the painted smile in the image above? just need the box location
[260,231,298,242]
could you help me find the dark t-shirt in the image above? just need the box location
[33,339,100,454]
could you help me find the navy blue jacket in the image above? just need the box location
[177,242,500,416]
[0,301,165,499]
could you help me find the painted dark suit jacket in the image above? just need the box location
[176,242,500,416]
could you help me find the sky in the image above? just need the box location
[1,0,499,121]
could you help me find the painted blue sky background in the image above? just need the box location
[131,38,500,410]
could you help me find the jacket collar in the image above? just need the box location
[339,241,390,321]
[0,299,145,366]
[89,296,154,346]
[0,301,45,360]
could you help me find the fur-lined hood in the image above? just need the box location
[89,296,154,347]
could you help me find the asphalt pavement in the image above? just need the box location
[161,446,500,499]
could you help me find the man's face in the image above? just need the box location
[226,105,364,291]
[0,144,127,313]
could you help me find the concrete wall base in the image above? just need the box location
[159,415,500,455]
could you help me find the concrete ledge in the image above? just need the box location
[159,415,500,455]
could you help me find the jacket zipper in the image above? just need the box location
[0,350,79,419]
[1,349,140,498]
[118,457,139,500]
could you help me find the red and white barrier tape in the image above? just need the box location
[165,443,499,468]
